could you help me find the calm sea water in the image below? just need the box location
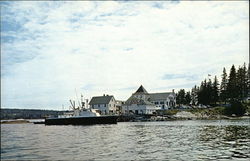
[1,119,250,160]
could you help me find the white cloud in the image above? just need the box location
[1,1,249,109]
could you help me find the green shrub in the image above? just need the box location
[225,100,246,116]
[164,109,179,115]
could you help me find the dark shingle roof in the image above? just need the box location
[124,85,176,105]
[124,95,154,105]
[135,85,148,94]
[149,92,175,101]
[89,95,114,105]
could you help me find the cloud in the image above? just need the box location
[1,1,249,109]
[162,74,199,81]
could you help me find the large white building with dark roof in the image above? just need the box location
[122,85,176,115]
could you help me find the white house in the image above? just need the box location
[149,91,176,110]
[122,85,176,115]
[89,94,117,115]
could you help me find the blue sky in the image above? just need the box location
[1,1,249,109]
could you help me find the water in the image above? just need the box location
[1,119,249,160]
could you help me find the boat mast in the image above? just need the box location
[81,94,85,109]
[85,99,89,108]
[75,88,81,109]
[69,100,75,110]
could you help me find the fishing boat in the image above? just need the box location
[45,94,118,125]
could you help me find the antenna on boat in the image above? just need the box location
[75,88,81,109]
[81,94,85,109]
[85,99,89,109]
[69,100,75,110]
[73,100,76,110]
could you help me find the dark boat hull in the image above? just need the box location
[45,116,118,125]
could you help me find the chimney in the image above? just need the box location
[172,89,175,93]
[103,94,105,96]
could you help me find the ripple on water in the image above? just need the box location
[1,119,250,160]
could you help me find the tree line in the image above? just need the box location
[176,62,250,106]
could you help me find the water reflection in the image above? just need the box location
[199,125,250,159]
[1,120,249,160]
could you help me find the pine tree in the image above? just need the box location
[207,79,213,105]
[176,89,186,105]
[242,63,248,99]
[227,65,238,100]
[212,76,219,105]
[236,64,247,100]
[247,63,250,98]
[185,91,191,105]
[220,67,228,104]
[191,85,198,105]
[198,81,203,105]
[198,80,208,105]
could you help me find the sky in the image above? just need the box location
[1,1,249,110]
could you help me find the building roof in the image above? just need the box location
[124,85,176,106]
[134,85,149,94]
[124,95,154,106]
[149,92,175,101]
[89,95,114,105]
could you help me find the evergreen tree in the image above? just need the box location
[242,63,248,98]
[220,67,228,103]
[227,65,238,100]
[197,81,203,105]
[176,89,186,105]
[185,91,191,105]
[247,63,250,98]
[198,80,207,105]
[236,64,247,100]
[191,85,198,105]
[207,79,213,105]
[197,78,213,105]
[211,76,219,105]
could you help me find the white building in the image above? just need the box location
[89,94,117,115]
[122,85,176,115]
[149,92,176,110]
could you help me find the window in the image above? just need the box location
[155,102,159,105]
[160,101,164,104]
[98,104,100,107]
[104,104,106,107]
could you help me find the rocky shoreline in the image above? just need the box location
[118,112,250,122]
[1,112,249,124]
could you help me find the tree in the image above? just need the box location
[191,85,198,105]
[211,76,219,105]
[236,64,247,100]
[227,65,238,100]
[220,67,228,103]
[225,100,246,116]
[185,91,191,105]
[242,63,248,98]
[176,89,186,105]
[198,81,204,105]
[207,78,213,105]
[247,63,250,98]
[198,80,208,105]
